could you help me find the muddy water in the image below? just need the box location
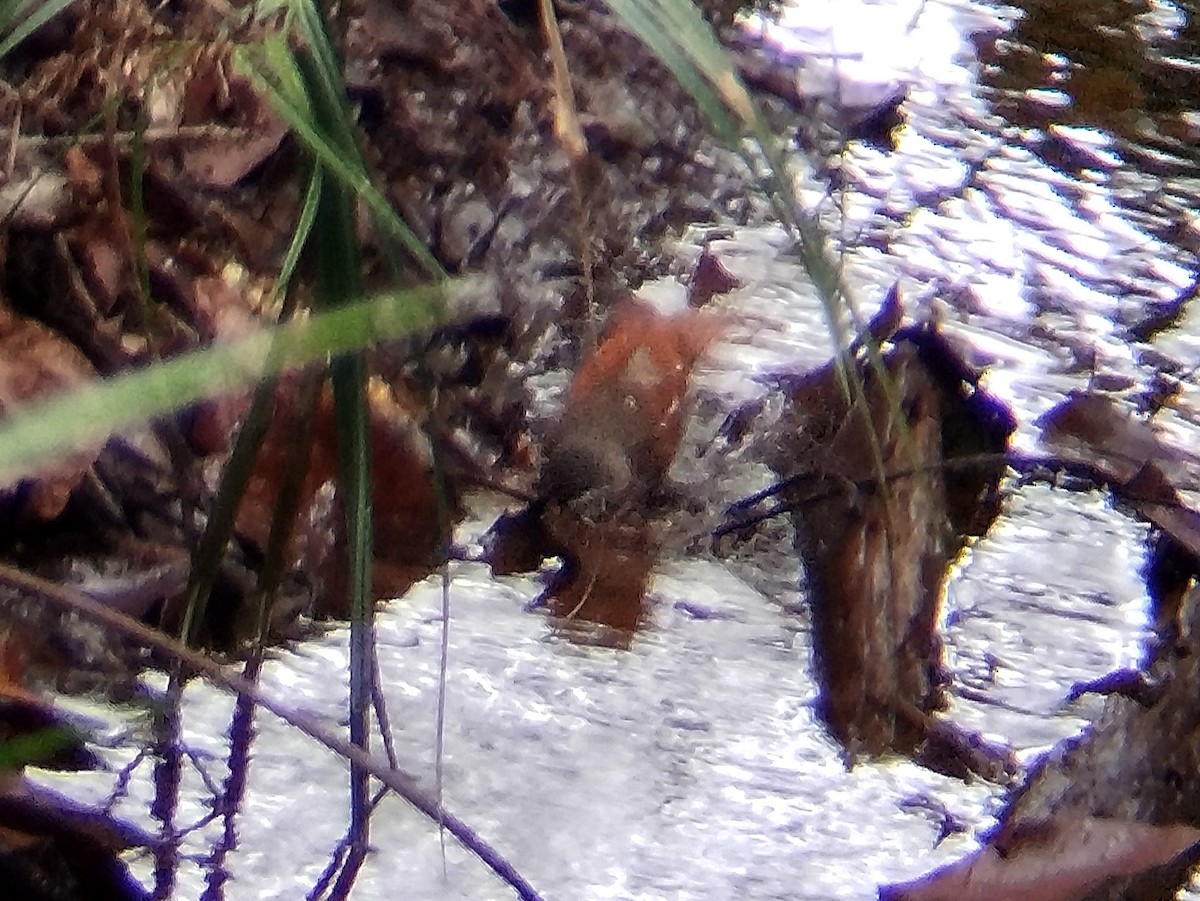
[38,0,1200,897]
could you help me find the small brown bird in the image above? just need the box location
[539,301,723,511]
[485,300,722,631]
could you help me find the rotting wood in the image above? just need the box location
[766,321,1015,774]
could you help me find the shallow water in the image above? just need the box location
[37,0,1200,897]
[53,484,1151,900]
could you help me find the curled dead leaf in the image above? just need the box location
[0,302,100,523]
[234,373,460,617]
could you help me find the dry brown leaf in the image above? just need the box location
[1038,391,1200,560]
[0,302,100,522]
[235,374,455,613]
[687,248,740,308]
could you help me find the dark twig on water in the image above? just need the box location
[308,784,391,901]
[149,680,183,901]
[199,653,262,901]
[714,450,1156,540]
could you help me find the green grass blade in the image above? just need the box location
[177,165,321,647]
[603,1,743,143]
[247,367,324,642]
[177,373,279,647]
[603,0,853,345]
[290,7,377,852]
[0,283,451,487]
[0,726,82,772]
[233,36,445,280]
[277,164,324,291]
[603,0,910,484]
[0,0,77,60]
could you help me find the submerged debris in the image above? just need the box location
[881,815,1200,901]
[888,386,1200,899]
[764,311,1015,774]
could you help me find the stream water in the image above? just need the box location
[37,0,1200,898]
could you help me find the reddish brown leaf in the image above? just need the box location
[63,146,104,199]
[367,378,459,579]
[1038,392,1171,484]
[73,236,127,316]
[1038,392,1200,560]
[234,375,456,615]
[687,248,740,308]
[0,302,100,522]
[178,122,289,191]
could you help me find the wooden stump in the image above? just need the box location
[769,326,1013,764]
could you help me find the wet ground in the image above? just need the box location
[25,0,1200,897]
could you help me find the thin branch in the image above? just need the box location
[714,450,1119,538]
[308,784,391,901]
[0,564,545,901]
[0,124,261,152]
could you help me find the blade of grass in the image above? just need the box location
[538,0,595,316]
[326,307,375,861]
[291,6,376,865]
[246,365,324,644]
[176,167,322,648]
[601,1,744,145]
[0,282,451,487]
[233,33,445,280]
[604,0,915,483]
[0,727,83,772]
[603,0,850,336]
[423,410,458,870]
[0,0,77,60]
[128,88,153,331]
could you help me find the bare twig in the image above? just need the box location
[0,124,259,152]
[0,563,545,901]
[308,784,391,901]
